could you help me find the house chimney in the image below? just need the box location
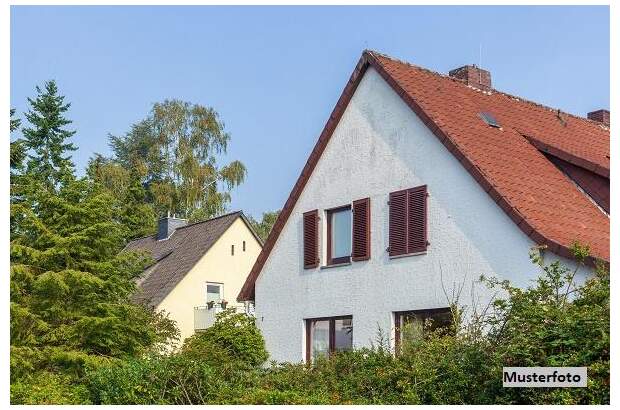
[157,215,187,240]
[449,65,492,90]
[587,109,610,126]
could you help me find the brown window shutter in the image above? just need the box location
[389,190,408,257]
[352,198,371,261]
[407,185,427,253]
[303,210,319,269]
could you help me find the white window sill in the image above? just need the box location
[320,261,352,270]
[389,251,427,259]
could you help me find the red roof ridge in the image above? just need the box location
[367,50,609,130]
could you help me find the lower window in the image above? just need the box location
[306,316,353,362]
[394,308,452,351]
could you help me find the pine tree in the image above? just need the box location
[86,154,157,240]
[10,108,24,167]
[22,80,77,190]
[10,178,178,403]
[10,83,178,404]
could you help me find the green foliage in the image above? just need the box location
[87,310,268,404]
[10,178,179,399]
[106,99,247,220]
[10,108,26,171]
[85,248,609,405]
[86,154,157,240]
[482,249,610,404]
[21,80,77,190]
[182,309,268,368]
[248,210,280,242]
[11,371,91,405]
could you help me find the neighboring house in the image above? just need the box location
[126,211,263,343]
[237,50,610,364]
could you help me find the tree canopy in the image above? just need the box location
[248,210,280,242]
[104,99,247,221]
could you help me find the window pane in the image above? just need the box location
[398,309,453,345]
[310,320,329,361]
[334,318,353,352]
[331,208,351,259]
[427,310,453,333]
[207,284,221,303]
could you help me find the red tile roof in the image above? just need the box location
[237,51,609,302]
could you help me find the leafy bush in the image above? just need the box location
[10,371,91,405]
[181,309,268,368]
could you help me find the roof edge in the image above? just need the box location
[523,135,610,178]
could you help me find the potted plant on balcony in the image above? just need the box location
[220,300,228,309]
[207,301,215,309]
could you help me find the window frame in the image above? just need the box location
[326,205,352,266]
[394,307,452,352]
[305,315,353,363]
[206,281,224,304]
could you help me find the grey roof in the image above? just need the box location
[125,211,258,307]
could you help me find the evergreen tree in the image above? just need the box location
[10,83,178,404]
[10,108,25,170]
[22,80,77,190]
[10,177,178,403]
[86,154,157,240]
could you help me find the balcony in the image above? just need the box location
[193,303,245,331]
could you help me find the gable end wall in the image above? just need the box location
[254,67,593,363]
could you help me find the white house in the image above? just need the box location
[237,51,609,364]
[126,211,262,344]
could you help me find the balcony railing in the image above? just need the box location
[193,303,244,331]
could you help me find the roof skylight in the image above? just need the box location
[479,111,501,128]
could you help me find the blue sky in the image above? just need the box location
[10,6,609,219]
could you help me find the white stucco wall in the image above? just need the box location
[157,217,262,345]
[254,67,593,364]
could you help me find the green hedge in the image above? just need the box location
[15,247,610,404]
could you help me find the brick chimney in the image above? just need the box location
[157,215,187,240]
[587,109,610,126]
[449,65,492,91]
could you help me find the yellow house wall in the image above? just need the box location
[156,217,262,344]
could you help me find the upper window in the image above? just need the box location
[306,316,353,363]
[327,206,352,265]
[394,308,452,351]
[206,282,223,303]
